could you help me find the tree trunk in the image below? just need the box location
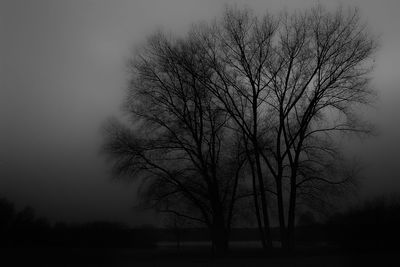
[276,178,287,250]
[246,141,267,249]
[211,218,229,255]
[287,134,304,251]
[276,117,287,250]
[250,157,266,248]
[208,189,229,255]
[251,85,272,249]
[254,148,272,248]
[287,174,297,252]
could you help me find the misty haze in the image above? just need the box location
[2,0,400,266]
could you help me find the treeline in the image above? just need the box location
[0,198,156,248]
[323,196,400,251]
[2,196,399,250]
[162,196,400,250]
[293,196,400,251]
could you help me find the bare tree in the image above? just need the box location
[104,3,377,253]
[103,32,247,254]
[266,5,378,250]
[185,6,279,249]
[174,4,377,250]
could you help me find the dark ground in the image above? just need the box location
[1,244,398,267]
[2,197,400,266]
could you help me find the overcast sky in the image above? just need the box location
[1,0,400,226]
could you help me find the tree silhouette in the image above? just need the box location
[0,198,15,229]
[181,4,377,250]
[103,31,248,254]
[104,3,377,253]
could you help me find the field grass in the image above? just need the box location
[1,243,398,267]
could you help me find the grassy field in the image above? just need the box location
[1,244,398,267]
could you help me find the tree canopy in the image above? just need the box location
[104,4,378,253]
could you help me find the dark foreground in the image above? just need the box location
[1,245,398,267]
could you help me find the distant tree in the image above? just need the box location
[0,198,15,229]
[297,211,316,226]
[326,195,400,249]
[14,206,36,228]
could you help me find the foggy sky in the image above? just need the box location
[1,0,400,226]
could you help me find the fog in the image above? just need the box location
[1,0,400,226]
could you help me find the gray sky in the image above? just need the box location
[1,0,400,225]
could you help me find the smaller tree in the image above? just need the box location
[0,198,15,229]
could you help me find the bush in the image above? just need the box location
[325,196,400,250]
